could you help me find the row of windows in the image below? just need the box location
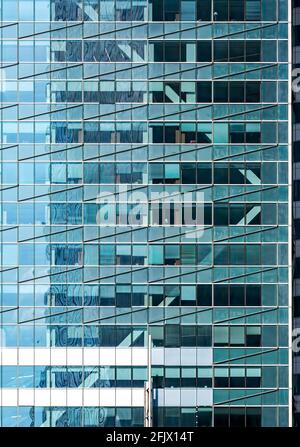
[46,325,282,348]
[152,40,280,63]
[1,243,287,266]
[45,40,280,63]
[0,68,286,98]
[0,406,144,428]
[7,0,281,23]
[0,0,146,22]
[10,40,281,64]
[0,405,270,428]
[2,283,282,307]
[7,40,279,64]
[1,161,286,185]
[147,244,284,266]
[0,265,288,286]
[0,101,288,122]
[1,36,287,61]
[1,365,146,389]
[154,406,280,427]
[0,81,283,104]
[147,162,282,184]
[0,365,287,389]
[1,325,287,348]
[1,307,288,328]
[151,325,285,348]
[2,121,287,145]
[0,405,289,427]
[148,122,281,144]
[150,0,261,22]
[51,81,275,104]
[152,365,287,389]
[2,202,285,227]
[151,81,266,104]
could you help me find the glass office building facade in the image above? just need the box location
[0,0,292,427]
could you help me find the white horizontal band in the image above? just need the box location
[0,388,144,407]
[0,348,148,366]
[0,388,214,408]
[0,347,213,366]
